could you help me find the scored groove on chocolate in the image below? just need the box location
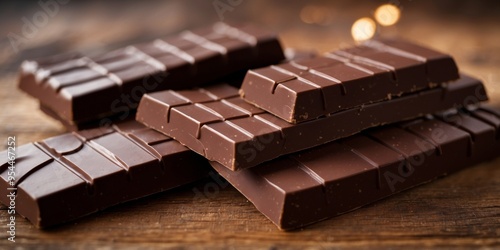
[211,106,500,230]
[240,39,459,123]
[137,74,487,171]
[0,121,210,228]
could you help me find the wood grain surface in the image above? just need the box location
[0,1,499,249]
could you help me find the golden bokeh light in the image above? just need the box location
[351,17,376,42]
[374,4,401,26]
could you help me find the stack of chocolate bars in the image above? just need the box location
[2,22,499,230]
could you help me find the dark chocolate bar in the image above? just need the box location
[240,39,459,123]
[211,105,500,230]
[136,74,487,171]
[18,22,285,127]
[34,47,312,131]
[0,121,210,228]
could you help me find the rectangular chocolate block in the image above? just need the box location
[18,22,285,127]
[136,74,487,171]
[211,106,500,230]
[240,39,459,123]
[0,121,210,228]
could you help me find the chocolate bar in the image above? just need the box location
[0,121,210,228]
[136,75,487,170]
[211,106,500,230]
[240,39,459,123]
[18,22,285,127]
[37,47,313,131]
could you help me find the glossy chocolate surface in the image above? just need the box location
[137,74,487,170]
[0,121,210,228]
[211,105,500,230]
[240,39,459,123]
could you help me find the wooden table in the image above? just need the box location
[0,1,499,249]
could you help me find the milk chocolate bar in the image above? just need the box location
[0,121,210,228]
[211,105,500,230]
[240,39,459,123]
[18,22,285,127]
[136,75,487,170]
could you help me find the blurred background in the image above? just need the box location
[0,0,499,63]
[0,0,499,142]
[1,0,499,73]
